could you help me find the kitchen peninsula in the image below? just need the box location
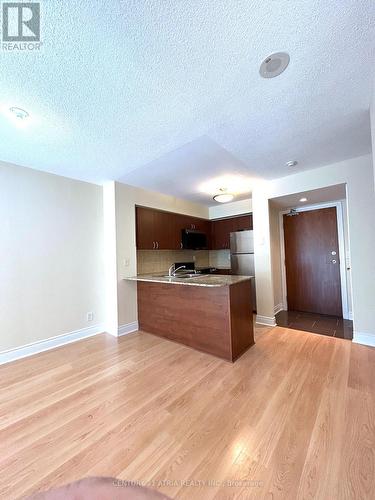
[125,274,254,362]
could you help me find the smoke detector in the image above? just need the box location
[260,52,290,78]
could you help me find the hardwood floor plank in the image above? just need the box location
[297,339,351,499]
[338,388,375,499]
[0,327,374,499]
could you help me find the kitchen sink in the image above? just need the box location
[162,273,208,279]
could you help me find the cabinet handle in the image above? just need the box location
[180,242,183,249]
[152,241,155,249]
[156,241,159,249]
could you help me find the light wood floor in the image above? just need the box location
[1,325,374,499]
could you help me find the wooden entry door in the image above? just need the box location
[283,207,342,316]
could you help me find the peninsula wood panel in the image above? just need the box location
[230,278,254,359]
[137,281,254,361]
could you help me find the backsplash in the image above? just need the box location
[209,249,231,269]
[137,250,210,274]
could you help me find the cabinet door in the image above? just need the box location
[209,220,218,249]
[222,218,234,249]
[136,207,155,249]
[174,214,191,249]
[153,210,174,249]
[211,219,229,249]
[235,214,252,231]
[211,217,251,249]
[190,218,206,231]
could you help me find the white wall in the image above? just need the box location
[253,154,375,343]
[371,80,375,190]
[114,182,209,330]
[269,202,283,312]
[0,162,105,352]
[209,198,252,219]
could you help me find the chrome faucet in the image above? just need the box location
[168,264,186,277]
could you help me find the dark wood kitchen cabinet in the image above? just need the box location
[210,218,231,249]
[235,214,253,231]
[210,214,252,250]
[136,206,155,249]
[172,214,208,249]
[136,206,173,249]
[136,206,252,251]
[136,207,210,250]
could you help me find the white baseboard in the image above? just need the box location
[118,321,139,336]
[0,324,105,366]
[352,331,375,348]
[274,303,284,315]
[256,315,276,327]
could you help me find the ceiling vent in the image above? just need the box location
[259,52,290,78]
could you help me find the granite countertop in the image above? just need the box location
[124,274,252,287]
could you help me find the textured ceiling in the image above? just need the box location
[0,1,374,205]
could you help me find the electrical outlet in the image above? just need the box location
[87,312,94,322]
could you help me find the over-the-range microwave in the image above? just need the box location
[181,229,208,250]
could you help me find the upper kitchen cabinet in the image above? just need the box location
[136,206,155,249]
[136,206,173,249]
[234,214,253,231]
[136,207,210,250]
[210,218,232,249]
[210,214,253,250]
[173,213,210,249]
[153,210,174,249]
[136,206,250,251]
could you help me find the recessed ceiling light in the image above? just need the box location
[286,160,298,168]
[260,52,290,78]
[213,189,234,203]
[299,197,307,202]
[9,107,29,121]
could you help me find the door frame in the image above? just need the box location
[278,200,350,319]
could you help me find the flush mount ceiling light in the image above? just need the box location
[259,52,290,78]
[200,175,253,199]
[286,160,298,168]
[299,197,308,202]
[9,106,29,121]
[213,188,234,203]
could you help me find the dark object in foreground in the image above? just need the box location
[25,477,171,500]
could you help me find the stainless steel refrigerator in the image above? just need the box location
[230,230,256,312]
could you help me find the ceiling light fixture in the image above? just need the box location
[9,106,29,121]
[286,160,298,168]
[259,52,290,78]
[213,188,234,203]
[299,197,307,202]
